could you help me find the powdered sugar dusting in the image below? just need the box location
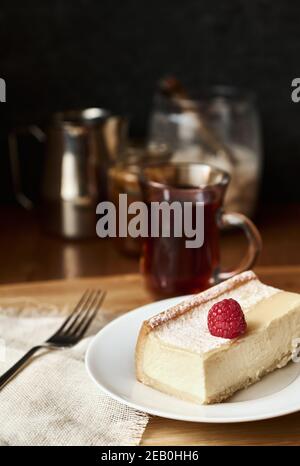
[149,271,256,328]
[152,272,279,354]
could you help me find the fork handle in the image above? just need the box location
[0,345,44,390]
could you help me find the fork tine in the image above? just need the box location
[48,289,92,339]
[68,290,103,337]
[63,289,98,335]
[73,290,106,339]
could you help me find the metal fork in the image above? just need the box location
[0,289,106,390]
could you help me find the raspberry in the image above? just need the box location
[207,298,247,339]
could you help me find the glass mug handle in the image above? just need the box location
[216,211,262,281]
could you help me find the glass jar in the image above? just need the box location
[148,86,262,217]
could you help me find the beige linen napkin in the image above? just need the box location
[0,298,149,446]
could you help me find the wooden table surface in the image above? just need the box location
[1,266,300,446]
[1,203,300,284]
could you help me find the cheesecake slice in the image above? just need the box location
[135,271,300,404]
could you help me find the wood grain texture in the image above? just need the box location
[2,204,300,285]
[1,266,300,445]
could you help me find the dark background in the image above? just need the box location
[0,0,300,203]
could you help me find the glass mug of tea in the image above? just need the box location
[139,162,262,297]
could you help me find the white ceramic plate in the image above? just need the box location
[85,296,300,423]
